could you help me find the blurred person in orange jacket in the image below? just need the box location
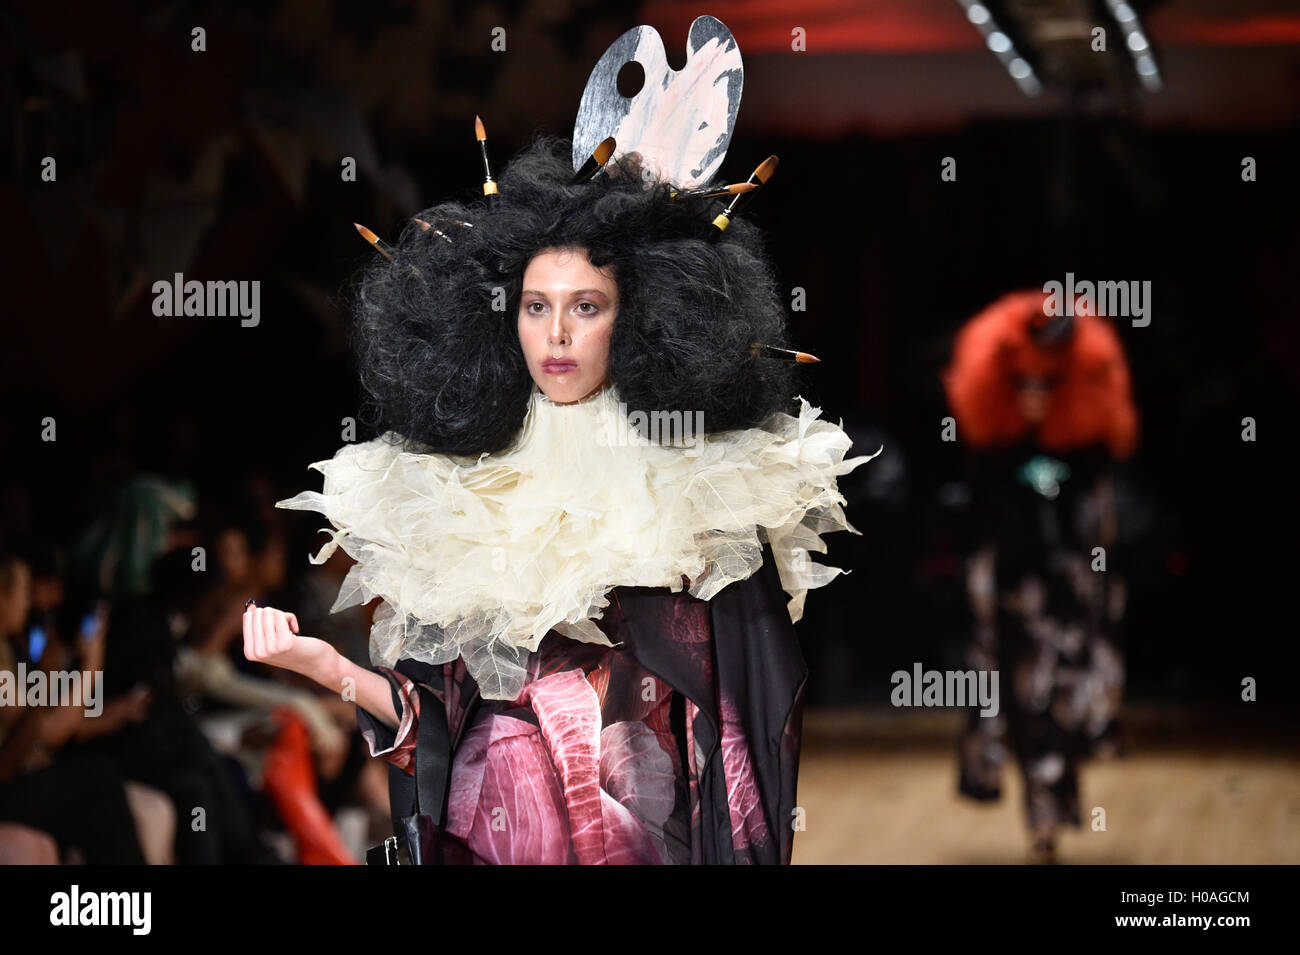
[942,289,1138,863]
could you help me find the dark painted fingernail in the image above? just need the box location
[245,598,257,611]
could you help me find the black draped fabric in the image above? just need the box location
[956,442,1126,834]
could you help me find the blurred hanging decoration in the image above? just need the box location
[953,0,1162,96]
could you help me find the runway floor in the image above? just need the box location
[790,704,1300,864]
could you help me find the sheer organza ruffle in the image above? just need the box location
[276,385,878,700]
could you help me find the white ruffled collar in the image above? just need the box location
[277,384,876,699]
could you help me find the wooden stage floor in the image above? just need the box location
[790,704,1300,864]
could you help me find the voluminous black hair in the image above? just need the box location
[349,134,798,456]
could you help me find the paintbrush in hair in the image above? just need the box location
[475,114,498,207]
[572,136,617,184]
[711,155,778,234]
[749,342,820,363]
[671,182,756,201]
[355,223,420,276]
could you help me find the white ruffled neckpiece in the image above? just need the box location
[276,384,878,700]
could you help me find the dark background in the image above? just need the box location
[3,0,1298,707]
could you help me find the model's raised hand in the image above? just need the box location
[242,603,335,684]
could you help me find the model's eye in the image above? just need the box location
[526,301,545,314]
[576,302,597,315]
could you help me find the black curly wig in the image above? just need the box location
[348,133,799,457]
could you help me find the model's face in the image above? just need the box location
[1017,378,1050,424]
[258,534,287,592]
[1,562,32,638]
[517,247,618,403]
[215,529,252,585]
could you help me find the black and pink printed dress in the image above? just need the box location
[356,542,806,865]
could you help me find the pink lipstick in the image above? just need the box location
[541,359,577,374]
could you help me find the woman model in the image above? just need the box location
[943,290,1138,863]
[240,18,875,864]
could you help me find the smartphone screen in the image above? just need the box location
[79,601,107,642]
[28,624,47,663]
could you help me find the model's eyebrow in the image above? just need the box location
[521,288,610,300]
